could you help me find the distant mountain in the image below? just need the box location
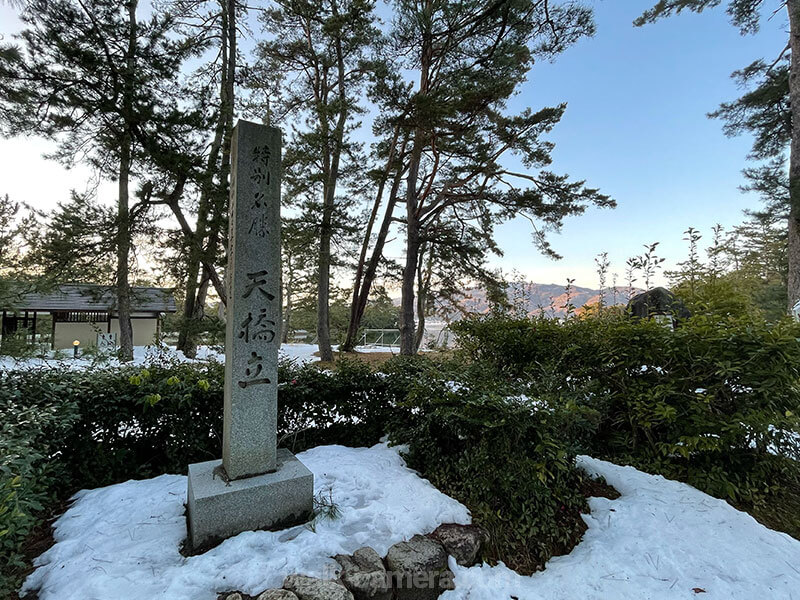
[449,282,638,319]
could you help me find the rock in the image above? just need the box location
[283,574,354,600]
[335,546,392,600]
[428,523,488,567]
[627,287,691,323]
[257,590,300,600]
[385,535,454,600]
[225,594,243,600]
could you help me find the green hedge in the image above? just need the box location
[452,313,800,503]
[1,354,589,591]
[9,313,795,592]
[387,360,589,572]
[0,371,79,592]
[0,357,403,593]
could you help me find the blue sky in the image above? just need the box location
[0,0,788,289]
[489,0,787,287]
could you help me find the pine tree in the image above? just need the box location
[0,0,199,360]
[31,193,117,284]
[252,0,378,361]
[0,194,32,306]
[381,0,612,354]
[161,0,240,357]
[280,216,318,343]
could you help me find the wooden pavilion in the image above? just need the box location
[0,284,177,350]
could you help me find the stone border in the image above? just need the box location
[218,523,487,600]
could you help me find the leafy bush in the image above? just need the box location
[0,370,78,595]
[452,313,800,504]
[2,352,590,585]
[0,356,409,591]
[387,361,590,573]
[1,357,407,494]
[60,360,226,487]
[278,358,397,451]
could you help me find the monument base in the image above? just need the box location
[187,448,314,552]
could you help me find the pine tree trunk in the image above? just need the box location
[400,5,431,356]
[317,199,334,360]
[116,0,138,362]
[414,272,426,352]
[414,246,432,352]
[117,144,134,361]
[343,192,385,352]
[400,141,423,355]
[400,210,419,355]
[342,129,404,352]
[177,1,233,356]
[788,0,800,311]
[316,11,348,362]
[342,185,401,351]
[177,231,204,357]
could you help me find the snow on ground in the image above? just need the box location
[21,446,800,600]
[0,342,399,371]
[445,456,800,600]
[0,344,225,371]
[21,443,469,600]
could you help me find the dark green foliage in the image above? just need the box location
[0,356,399,591]
[60,361,225,487]
[278,358,398,451]
[0,0,206,185]
[0,372,79,595]
[635,0,766,35]
[1,353,590,586]
[0,357,404,495]
[30,193,118,285]
[452,313,800,504]
[387,361,589,572]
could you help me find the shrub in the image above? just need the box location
[452,312,800,504]
[278,358,397,451]
[387,361,589,573]
[2,357,409,492]
[0,356,409,591]
[0,370,78,595]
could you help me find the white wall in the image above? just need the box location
[53,316,160,349]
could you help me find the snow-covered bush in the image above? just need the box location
[452,313,800,504]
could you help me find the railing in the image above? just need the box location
[358,329,401,347]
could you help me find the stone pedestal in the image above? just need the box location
[187,449,313,551]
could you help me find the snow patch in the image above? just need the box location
[443,456,800,600]
[21,443,469,600]
[20,448,800,600]
[0,343,385,371]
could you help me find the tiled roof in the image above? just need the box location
[6,284,177,313]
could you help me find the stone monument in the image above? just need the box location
[186,120,313,551]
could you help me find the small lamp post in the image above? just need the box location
[73,340,80,359]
